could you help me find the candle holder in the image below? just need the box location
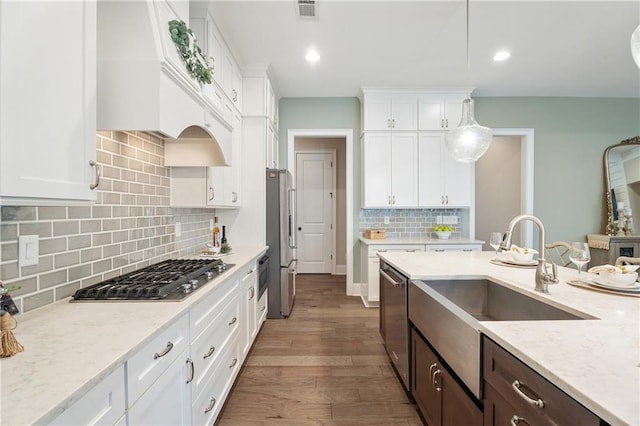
[624,211,634,236]
[616,209,626,236]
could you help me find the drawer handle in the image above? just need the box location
[154,341,174,359]
[432,369,442,392]
[405,249,416,252]
[512,380,545,408]
[429,363,437,389]
[203,345,216,359]
[89,160,101,190]
[249,287,255,300]
[510,415,530,425]
[435,249,445,252]
[260,305,266,312]
[229,357,238,368]
[186,358,194,384]
[228,317,237,326]
[204,397,216,414]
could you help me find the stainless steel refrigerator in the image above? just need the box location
[265,169,297,318]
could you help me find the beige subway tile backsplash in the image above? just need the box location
[0,131,217,314]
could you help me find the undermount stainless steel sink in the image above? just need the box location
[409,279,595,399]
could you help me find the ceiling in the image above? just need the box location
[208,0,640,99]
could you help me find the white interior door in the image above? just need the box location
[296,152,334,274]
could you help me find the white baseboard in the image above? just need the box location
[349,282,362,297]
[335,264,346,275]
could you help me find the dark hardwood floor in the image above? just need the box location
[216,274,423,425]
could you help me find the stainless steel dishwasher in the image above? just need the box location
[379,259,410,391]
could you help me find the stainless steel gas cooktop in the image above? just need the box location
[72,259,233,301]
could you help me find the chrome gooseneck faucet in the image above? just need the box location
[498,214,559,293]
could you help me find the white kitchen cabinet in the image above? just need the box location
[127,347,192,426]
[0,0,98,205]
[360,244,425,306]
[127,314,190,406]
[418,133,473,207]
[362,133,418,208]
[267,124,279,169]
[363,94,418,131]
[243,73,279,128]
[256,289,268,332]
[223,50,243,111]
[418,95,464,131]
[240,263,258,359]
[192,332,242,425]
[47,365,126,426]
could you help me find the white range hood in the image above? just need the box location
[97,0,231,166]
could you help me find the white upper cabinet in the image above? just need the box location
[0,0,98,204]
[418,95,464,131]
[362,133,418,208]
[418,133,473,207]
[363,94,418,131]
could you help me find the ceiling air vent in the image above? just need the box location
[297,0,317,18]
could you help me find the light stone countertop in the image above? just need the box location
[359,236,484,245]
[379,250,640,426]
[0,246,267,426]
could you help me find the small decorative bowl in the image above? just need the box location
[598,270,638,287]
[508,245,538,262]
[435,231,452,240]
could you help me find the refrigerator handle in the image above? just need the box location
[288,188,297,249]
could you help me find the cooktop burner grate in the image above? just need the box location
[72,259,229,301]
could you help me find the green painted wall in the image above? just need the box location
[279,96,640,282]
[278,97,362,279]
[475,97,640,243]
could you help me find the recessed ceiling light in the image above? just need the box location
[493,51,511,62]
[305,50,320,62]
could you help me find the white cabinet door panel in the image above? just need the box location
[364,98,393,130]
[443,153,473,207]
[418,134,445,206]
[363,133,392,207]
[390,133,418,207]
[391,98,418,130]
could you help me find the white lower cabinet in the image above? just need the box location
[360,244,425,305]
[256,289,268,332]
[127,348,192,426]
[241,263,258,359]
[47,365,126,426]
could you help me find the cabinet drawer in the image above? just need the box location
[483,337,600,426]
[192,333,242,425]
[127,314,189,406]
[48,365,125,426]
[190,272,240,341]
[257,289,268,328]
[367,244,425,256]
[191,294,241,399]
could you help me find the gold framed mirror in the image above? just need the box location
[604,136,640,235]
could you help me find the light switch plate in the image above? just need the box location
[443,216,459,225]
[18,235,39,268]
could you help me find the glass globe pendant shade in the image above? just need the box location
[632,24,640,68]
[445,98,493,163]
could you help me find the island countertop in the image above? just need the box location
[0,246,267,426]
[359,236,484,245]
[378,250,640,426]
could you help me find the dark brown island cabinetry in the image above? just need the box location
[483,337,601,426]
[412,328,482,426]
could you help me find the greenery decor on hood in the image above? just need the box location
[168,20,214,85]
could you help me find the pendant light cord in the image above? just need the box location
[465,0,470,99]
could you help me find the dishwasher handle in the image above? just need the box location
[380,269,405,288]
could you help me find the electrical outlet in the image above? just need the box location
[175,222,182,237]
[443,216,459,225]
[384,216,390,224]
[18,235,39,268]
[436,216,443,225]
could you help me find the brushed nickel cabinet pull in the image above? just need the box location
[204,397,216,413]
[441,119,445,128]
[186,358,194,383]
[232,191,238,202]
[260,305,266,311]
[154,341,174,359]
[232,89,238,102]
[229,357,238,368]
[512,380,545,408]
[429,363,437,389]
[203,345,215,359]
[89,160,100,190]
[445,118,449,128]
[249,287,255,300]
[510,415,530,425]
[209,187,214,201]
[228,317,237,326]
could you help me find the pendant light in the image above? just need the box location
[632,25,640,68]
[445,0,493,163]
